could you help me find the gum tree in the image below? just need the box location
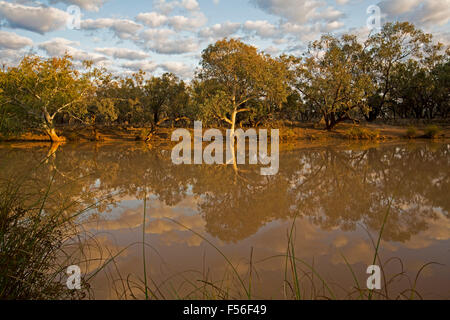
[364,22,432,121]
[295,34,372,130]
[1,55,92,141]
[198,38,289,134]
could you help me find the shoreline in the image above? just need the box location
[0,122,449,143]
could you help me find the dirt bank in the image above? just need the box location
[1,122,449,143]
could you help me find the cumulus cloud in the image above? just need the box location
[154,0,200,14]
[243,20,278,37]
[139,29,199,54]
[159,61,193,78]
[0,30,33,49]
[121,60,158,73]
[378,0,450,26]
[49,0,108,12]
[136,12,168,27]
[81,18,144,40]
[0,48,29,66]
[137,11,207,31]
[251,0,344,24]
[95,47,150,60]
[169,12,207,31]
[0,1,70,34]
[39,38,108,63]
[198,21,241,39]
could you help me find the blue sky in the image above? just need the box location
[0,0,449,79]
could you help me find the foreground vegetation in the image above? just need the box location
[0,22,448,142]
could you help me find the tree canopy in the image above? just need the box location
[0,22,448,141]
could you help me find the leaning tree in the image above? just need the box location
[1,55,92,141]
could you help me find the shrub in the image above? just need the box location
[135,128,152,141]
[424,125,441,139]
[345,127,380,140]
[406,126,417,139]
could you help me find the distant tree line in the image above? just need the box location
[0,22,448,141]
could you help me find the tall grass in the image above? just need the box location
[0,148,116,300]
[0,179,89,299]
[108,207,439,300]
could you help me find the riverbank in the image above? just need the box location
[1,122,449,143]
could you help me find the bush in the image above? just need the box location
[345,127,380,140]
[281,128,297,141]
[424,125,441,139]
[406,126,417,139]
[135,128,152,141]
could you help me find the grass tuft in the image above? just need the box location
[344,127,380,140]
[423,125,441,139]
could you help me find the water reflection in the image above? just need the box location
[0,141,448,299]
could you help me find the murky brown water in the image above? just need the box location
[1,141,449,299]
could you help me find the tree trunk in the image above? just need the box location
[230,109,238,136]
[43,108,65,142]
[44,127,65,142]
[154,111,159,126]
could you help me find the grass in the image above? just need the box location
[406,126,417,139]
[0,180,90,299]
[423,125,441,139]
[90,201,440,300]
[0,183,441,300]
[135,128,153,141]
[0,152,118,300]
[344,127,380,140]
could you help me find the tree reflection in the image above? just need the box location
[0,142,448,243]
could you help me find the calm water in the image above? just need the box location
[1,141,449,299]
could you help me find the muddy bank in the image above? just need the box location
[1,122,449,143]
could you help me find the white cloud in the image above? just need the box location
[0,48,29,66]
[154,0,200,14]
[252,0,344,24]
[181,0,200,11]
[0,1,70,34]
[243,20,278,37]
[139,29,199,54]
[39,38,108,63]
[81,18,144,40]
[379,0,450,26]
[159,61,193,78]
[95,47,150,60]
[264,45,280,55]
[199,21,241,39]
[137,11,207,31]
[49,0,107,12]
[169,12,207,31]
[136,12,168,27]
[0,30,33,50]
[121,60,158,72]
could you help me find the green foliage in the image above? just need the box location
[406,126,417,139]
[344,127,380,140]
[424,125,441,139]
[197,38,290,130]
[0,186,88,299]
[0,22,448,139]
[295,34,372,130]
[1,56,92,139]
